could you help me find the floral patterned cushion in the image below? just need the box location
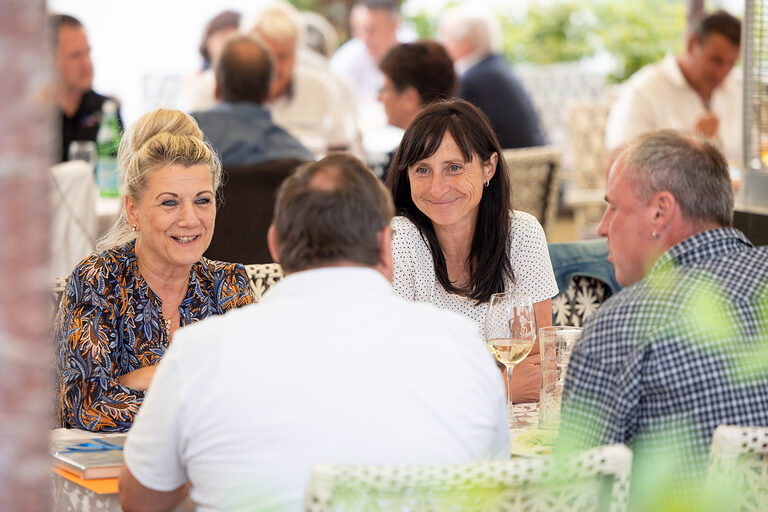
[552,275,612,327]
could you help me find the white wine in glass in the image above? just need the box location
[485,293,537,428]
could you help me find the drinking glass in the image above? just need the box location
[485,293,537,428]
[67,140,96,167]
[538,326,582,430]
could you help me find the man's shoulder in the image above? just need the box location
[618,57,677,97]
[292,65,344,98]
[74,90,111,118]
[579,279,671,345]
[330,38,367,68]
[464,56,508,82]
[193,103,273,133]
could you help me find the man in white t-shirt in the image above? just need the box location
[605,10,742,162]
[330,0,401,102]
[119,154,509,512]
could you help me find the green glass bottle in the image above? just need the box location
[95,100,121,197]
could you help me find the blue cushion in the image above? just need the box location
[548,239,621,297]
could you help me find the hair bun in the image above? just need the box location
[127,108,203,153]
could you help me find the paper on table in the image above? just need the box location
[52,467,119,494]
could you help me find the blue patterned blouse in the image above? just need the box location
[55,240,254,432]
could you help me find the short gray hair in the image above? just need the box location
[623,130,733,227]
[439,6,501,55]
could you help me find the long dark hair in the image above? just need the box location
[385,99,512,303]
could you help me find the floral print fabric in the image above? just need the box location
[55,241,253,431]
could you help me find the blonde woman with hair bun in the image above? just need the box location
[55,108,254,432]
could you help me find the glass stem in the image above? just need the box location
[506,364,517,427]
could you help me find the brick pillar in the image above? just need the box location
[0,1,53,510]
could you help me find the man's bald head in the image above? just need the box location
[271,154,394,272]
[215,35,272,104]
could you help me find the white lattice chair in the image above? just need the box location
[707,425,768,512]
[503,146,562,239]
[305,444,632,512]
[244,263,284,302]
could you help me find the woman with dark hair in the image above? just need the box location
[385,99,557,400]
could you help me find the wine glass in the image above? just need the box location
[485,293,537,429]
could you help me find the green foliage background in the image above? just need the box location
[405,0,686,83]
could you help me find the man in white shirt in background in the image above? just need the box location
[605,10,742,163]
[244,2,361,157]
[330,0,400,102]
[119,153,509,512]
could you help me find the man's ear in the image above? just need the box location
[377,225,393,283]
[649,190,678,233]
[267,225,280,264]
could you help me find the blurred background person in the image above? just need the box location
[605,10,742,163]
[180,10,241,113]
[52,13,123,163]
[331,0,400,103]
[298,10,339,66]
[386,99,558,402]
[439,6,546,150]
[55,108,254,432]
[379,41,457,131]
[245,2,361,157]
[192,35,312,167]
[376,40,456,179]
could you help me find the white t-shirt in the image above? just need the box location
[330,38,383,102]
[604,54,742,163]
[391,212,559,339]
[124,267,509,512]
[265,62,360,157]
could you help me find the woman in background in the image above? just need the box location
[55,108,253,431]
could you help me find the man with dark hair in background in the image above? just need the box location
[192,35,312,167]
[51,13,123,162]
[605,10,742,162]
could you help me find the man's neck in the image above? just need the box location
[56,85,86,117]
[454,50,489,76]
[675,54,713,106]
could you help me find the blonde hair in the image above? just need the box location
[96,108,222,252]
[242,2,302,46]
